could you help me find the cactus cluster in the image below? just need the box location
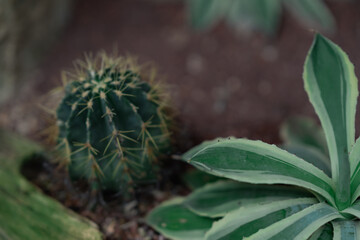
[56,53,171,195]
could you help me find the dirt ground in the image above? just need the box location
[4,0,360,239]
[23,155,189,239]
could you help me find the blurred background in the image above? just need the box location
[2,0,360,146]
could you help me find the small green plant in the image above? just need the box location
[56,53,171,197]
[146,34,360,239]
[188,0,335,36]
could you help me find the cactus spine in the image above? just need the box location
[56,53,171,195]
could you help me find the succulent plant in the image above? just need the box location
[56,53,171,196]
[147,34,360,239]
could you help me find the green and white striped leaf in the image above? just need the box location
[245,203,342,240]
[284,0,335,33]
[146,197,214,240]
[282,144,331,177]
[350,138,360,202]
[183,137,235,162]
[280,116,328,156]
[309,224,333,240]
[184,138,335,206]
[204,198,317,240]
[184,181,314,218]
[341,200,360,219]
[332,220,360,240]
[303,34,358,209]
[350,138,360,175]
[182,169,223,190]
[182,138,234,190]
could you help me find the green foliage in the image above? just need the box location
[146,34,360,239]
[182,169,223,190]
[0,130,102,240]
[187,0,335,36]
[56,53,171,196]
[182,138,232,190]
[280,116,328,156]
[280,116,332,176]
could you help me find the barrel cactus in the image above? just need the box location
[56,53,171,196]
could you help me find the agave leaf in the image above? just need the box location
[350,138,360,176]
[182,169,223,190]
[280,116,328,156]
[227,0,281,36]
[308,224,333,240]
[282,144,331,177]
[350,138,360,202]
[204,198,316,240]
[341,200,360,218]
[146,197,214,240]
[183,138,335,206]
[332,220,360,240]
[187,0,232,30]
[184,181,314,218]
[284,0,335,33]
[244,203,341,240]
[183,137,235,161]
[182,138,234,190]
[303,34,358,209]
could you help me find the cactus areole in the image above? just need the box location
[56,53,171,195]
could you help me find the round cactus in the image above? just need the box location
[56,53,171,195]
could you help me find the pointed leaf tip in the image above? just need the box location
[304,33,358,209]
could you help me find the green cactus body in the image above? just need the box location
[56,54,171,195]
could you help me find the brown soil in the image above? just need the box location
[23,155,190,240]
[4,0,360,239]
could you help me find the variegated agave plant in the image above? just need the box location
[146,34,360,239]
